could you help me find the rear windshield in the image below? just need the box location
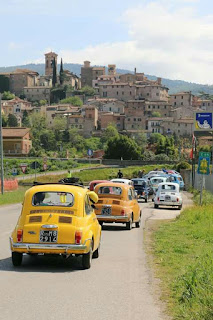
[161,185,177,191]
[32,192,74,207]
[98,186,122,195]
[133,180,146,186]
[151,178,164,184]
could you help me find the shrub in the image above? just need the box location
[175,161,191,172]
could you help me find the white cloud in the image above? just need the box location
[38,0,213,84]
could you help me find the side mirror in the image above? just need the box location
[88,191,99,204]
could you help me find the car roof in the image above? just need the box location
[158,182,178,187]
[95,182,131,189]
[111,179,132,183]
[131,178,146,181]
[89,180,108,184]
[25,184,87,196]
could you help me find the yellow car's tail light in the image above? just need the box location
[17,229,23,242]
[75,231,82,245]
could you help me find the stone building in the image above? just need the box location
[1,97,32,116]
[0,69,39,96]
[161,118,194,136]
[81,61,105,87]
[99,112,125,130]
[23,86,51,102]
[99,83,135,101]
[170,92,193,108]
[2,127,32,156]
[45,52,58,76]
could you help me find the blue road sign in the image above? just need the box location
[87,149,93,157]
[197,152,211,175]
[195,112,213,131]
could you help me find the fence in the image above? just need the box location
[180,169,213,193]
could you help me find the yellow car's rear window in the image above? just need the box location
[32,192,74,207]
[98,186,122,195]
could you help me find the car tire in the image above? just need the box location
[154,204,159,209]
[93,237,101,259]
[178,204,182,210]
[82,242,93,269]
[145,197,148,203]
[99,221,103,227]
[12,252,23,267]
[135,212,141,228]
[126,215,133,230]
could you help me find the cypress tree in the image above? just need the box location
[52,58,57,87]
[59,58,64,85]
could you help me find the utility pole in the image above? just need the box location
[0,93,4,195]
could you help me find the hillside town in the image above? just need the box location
[0,51,212,157]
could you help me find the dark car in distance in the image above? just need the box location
[131,178,150,202]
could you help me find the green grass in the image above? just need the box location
[0,187,29,206]
[152,204,213,319]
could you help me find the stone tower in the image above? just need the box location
[45,52,58,76]
[108,64,116,75]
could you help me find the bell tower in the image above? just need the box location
[45,51,58,76]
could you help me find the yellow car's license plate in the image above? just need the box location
[40,230,58,243]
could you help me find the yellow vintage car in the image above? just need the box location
[94,182,141,230]
[10,183,101,269]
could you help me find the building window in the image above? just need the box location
[175,96,176,99]
[128,118,130,121]
[164,106,167,109]
[174,102,176,106]
[156,93,159,96]
[117,92,119,95]
[158,106,160,109]
[134,118,136,121]
[147,93,149,96]
[130,91,132,95]
[75,118,78,123]
[181,96,183,99]
[185,124,187,127]
[178,123,180,127]
[122,92,124,95]
[117,117,120,120]
[148,105,150,109]
[112,86,114,88]
[103,92,107,97]
[181,102,183,105]
[153,106,155,109]
[103,85,107,89]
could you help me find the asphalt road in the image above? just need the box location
[0,193,192,320]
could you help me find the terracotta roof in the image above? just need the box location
[170,92,191,96]
[2,127,30,138]
[148,117,173,121]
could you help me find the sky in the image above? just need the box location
[1,0,213,84]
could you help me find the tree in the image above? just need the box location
[149,133,165,145]
[151,111,161,117]
[2,91,15,100]
[52,116,67,132]
[101,124,119,143]
[22,110,30,127]
[134,132,147,149]
[81,86,95,96]
[2,114,7,127]
[39,99,47,106]
[59,58,65,85]
[104,135,141,160]
[8,113,18,127]
[60,96,83,106]
[52,58,57,87]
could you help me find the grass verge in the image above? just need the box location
[0,187,28,206]
[150,203,213,319]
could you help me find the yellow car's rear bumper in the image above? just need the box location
[10,237,90,254]
[97,215,129,223]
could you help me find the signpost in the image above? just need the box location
[12,168,18,176]
[30,161,40,181]
[197,151,211,205]
[20,163,28,174]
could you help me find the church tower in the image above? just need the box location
[45,52,58,76]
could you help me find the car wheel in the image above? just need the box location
[145,197,148,203]
[126,215,133,230]
[93,236,101,259]
[99,221,103,227]
[12,252,23,267]
[82,242,93,269]
[154,204,159,209]
[135,212,141,228]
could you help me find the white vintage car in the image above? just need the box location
[110,179,133,186]
[154,182,183,209]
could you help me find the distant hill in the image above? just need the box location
[0,63,213,95]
